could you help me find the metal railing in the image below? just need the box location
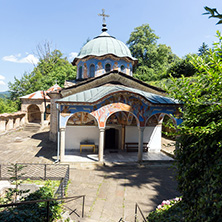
[0,163,70,198]
[135,203,146,222]
[0,195,85,221]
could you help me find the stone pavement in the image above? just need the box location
[0,126,179,221]
[66,164,180,221]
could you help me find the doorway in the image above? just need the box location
[105,128,119,150]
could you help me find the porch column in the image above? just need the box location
[99,128,105,162]
[138,127,145,162]
[60,127,66,162]
[121,125,125,150]
[41,112,44,126]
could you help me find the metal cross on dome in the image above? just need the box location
[98,9,109,24]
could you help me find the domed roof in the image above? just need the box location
[74,31,137,62]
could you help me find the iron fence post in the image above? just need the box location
[135,203,137,222]
[44,164,47,180]
[46,200,50,222]
[82,195,85,218]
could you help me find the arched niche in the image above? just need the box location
[27,104,41,124]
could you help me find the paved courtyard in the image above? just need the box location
[0,126,179,221]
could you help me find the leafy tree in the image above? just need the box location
[204,6,222,25]
[127,24,179,81]
[8,49,77,109]
[166,54,197,78]
[0,98,18,114]
[167,30,222,221]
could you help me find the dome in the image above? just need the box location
[74,31,137,62]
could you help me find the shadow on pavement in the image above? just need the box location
[95,163,180,212]
[32,131,57,162]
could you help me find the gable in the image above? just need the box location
[60,70,166,98]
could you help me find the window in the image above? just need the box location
[78,66,82,79]
[120,65,125,72]
[105,63,111,72]
[89,64,95,77]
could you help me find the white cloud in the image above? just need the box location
[69,52,78,60]
[2,53,39,65]
[0,75,5,80]
[0,80,6,85]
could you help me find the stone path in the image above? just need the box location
[66,164,180,221]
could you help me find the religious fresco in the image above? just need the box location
[59,92,181,128]
[67,112,96,126]
[83,63,88,78]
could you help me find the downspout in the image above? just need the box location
[55,103,60,163]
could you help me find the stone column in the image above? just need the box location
[41,112,44,126]
[99,128,105,162]
[138,127,145,162]
[60,128,66,162]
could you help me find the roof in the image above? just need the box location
[20,84,61,100]
[57,85,179,105]
[74,32,137,63]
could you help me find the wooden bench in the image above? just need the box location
[125,143,148,152]
[80,143,96,153]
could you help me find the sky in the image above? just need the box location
[0,0,221,92]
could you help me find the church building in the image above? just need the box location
[48,11,182,163]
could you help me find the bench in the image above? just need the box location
[125,143,148,152]
[80,142,96,153]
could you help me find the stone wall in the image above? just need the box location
[0,112,26,134]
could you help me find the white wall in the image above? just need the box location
[65,126,99,150]
[125,125,161,152]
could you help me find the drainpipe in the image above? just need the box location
[55,103,60,163]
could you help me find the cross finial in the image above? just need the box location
[98,9,109,24]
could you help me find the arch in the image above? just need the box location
[89,64,95,78]
[78,66,83,79]
[66,111,98,126]
[27,104,41,123]
[105,63,111,72]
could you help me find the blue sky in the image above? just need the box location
[0,0,221,92]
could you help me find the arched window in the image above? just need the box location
[120,65,125,72]
[78,66,83,79]
[89,64,95,77]
[105,63,111,72]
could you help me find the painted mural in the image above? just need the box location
[67,112,97,126]
[60,92,181,128]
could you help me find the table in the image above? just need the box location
[80,143,96,153]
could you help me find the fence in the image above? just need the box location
[0,163,69,198]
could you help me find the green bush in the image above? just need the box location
[0,181,62,222]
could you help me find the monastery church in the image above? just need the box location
[22,11,182,163]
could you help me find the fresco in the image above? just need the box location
[67,112,96,126]
[60,92,181,128]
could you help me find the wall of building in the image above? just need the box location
[125,125,162,152]
[0,112,26,134]
[65,126,100,150]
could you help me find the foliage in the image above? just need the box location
[166,54,197,78]
[127,24,179,81]
[166,30,222,221]
[147,197,184,221]
[8,49,77,109]
[198,42,209,56]
[0,181,62,222]
[204,7,222,25]
[0,98,18,114]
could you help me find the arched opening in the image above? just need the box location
[65,112,99,154]
[105,111,139,151]
[120,65,125,73]
[162,114,177,139]
[89,64,95,77]
[27,105,41,123]
[105,63,111,72]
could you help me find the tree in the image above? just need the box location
[8,49,77,108]
[167,30,222,221]
[166,54,197,78]
[127,24,179,81]
[198,42,209,56]
[204,6,222,25]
